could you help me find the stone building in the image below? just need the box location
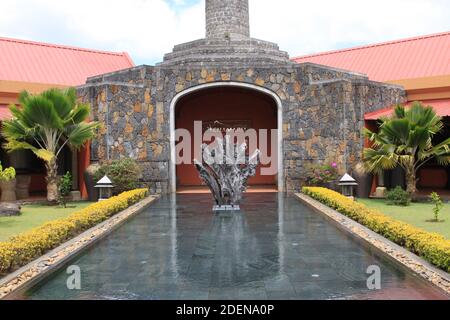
[78,0,405,194]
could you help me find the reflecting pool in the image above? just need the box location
[21,194,448,300]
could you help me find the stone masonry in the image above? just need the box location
[160,0,290,67]
[77,0,406,194]
[206,0,250,40]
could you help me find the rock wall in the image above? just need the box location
[206,0,250,40]
[78,62,405,194]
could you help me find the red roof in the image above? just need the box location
[0,36,134,86]
[292,31,450,82]
[365,99,450,120]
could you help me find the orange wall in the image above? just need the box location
[176,87,278,187]
[0,92,19,106]
[78,143,90,199]
[388,75,450,102]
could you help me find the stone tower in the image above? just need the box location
[79,0,406,194]
[206,0,250,40]
[160,0,291,66]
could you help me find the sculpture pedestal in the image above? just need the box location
[375,187,387,198]
[213,205,241,212]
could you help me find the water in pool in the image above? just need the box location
[19,193,448,300]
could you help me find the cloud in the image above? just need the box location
[0,0,449,65]
[0,0,205,64]
[250,0,450,57]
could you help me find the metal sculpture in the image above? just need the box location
[194,135,260,211]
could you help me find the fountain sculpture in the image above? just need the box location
[194,135,260,211]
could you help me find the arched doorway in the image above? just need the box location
[170,82,283,193]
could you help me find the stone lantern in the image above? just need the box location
[95,176,114,201]
[339,174,358,199]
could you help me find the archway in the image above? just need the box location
[169,82,283,193]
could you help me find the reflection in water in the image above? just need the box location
[20,194,448,300]
[206,211,280,286]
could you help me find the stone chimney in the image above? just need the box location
[206,0,250,40]
[160,0,291,66]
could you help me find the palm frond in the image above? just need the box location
[41,88,72,120]
[66,122,100,149]
[407,126,430,150]
[436,155,450,166]
[67,103,91,125]
[363,147,399,174]
[394,104,405,119]
[1,120,28,140]
[3,139,55,162]
[23,96,63,130]
[419,137,450,161]
[18,91,30,105]
[380,118,410,144]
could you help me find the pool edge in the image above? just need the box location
[295,193,450,297]
[0,195,160,300]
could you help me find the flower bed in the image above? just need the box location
[0,189,148,275]
[302,187,450,273]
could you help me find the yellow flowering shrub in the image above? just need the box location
[302,187,450,272]
[0,189,148,275]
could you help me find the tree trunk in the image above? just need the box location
[45,159,59,203]
[405,165,417,199]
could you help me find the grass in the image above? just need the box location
[0,202,93,242]
[358,198,450,239]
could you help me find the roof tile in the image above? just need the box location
[292,31,450,82]
[0,36,134,86]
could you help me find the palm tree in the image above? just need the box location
[2,88,99,202]
[363,102,450,197]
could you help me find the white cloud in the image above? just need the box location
[0,0,205,64]
[250,0,450,57]
[0,0,449,64]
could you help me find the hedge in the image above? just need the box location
[0,189,149,275]
[302,187,450,273]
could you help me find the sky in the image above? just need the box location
[1,0,450,65]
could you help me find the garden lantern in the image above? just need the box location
[95,175,114,201]
[339,173,358,198]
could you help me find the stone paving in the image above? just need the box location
[21,194,448,300]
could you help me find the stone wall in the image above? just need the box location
[206,0,250,40]
[283,63,405,190]
[78,62,405,194]
[78,67,170,194]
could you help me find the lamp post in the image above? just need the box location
[339,173,358,200]
[94,175,114,201]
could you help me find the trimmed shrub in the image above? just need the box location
[0,188,148,275]
[96,158,142,195]
[386,186,411,206]
[302,187,450,272]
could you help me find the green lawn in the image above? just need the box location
[0,202,93,242]
[358,198,450,239]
